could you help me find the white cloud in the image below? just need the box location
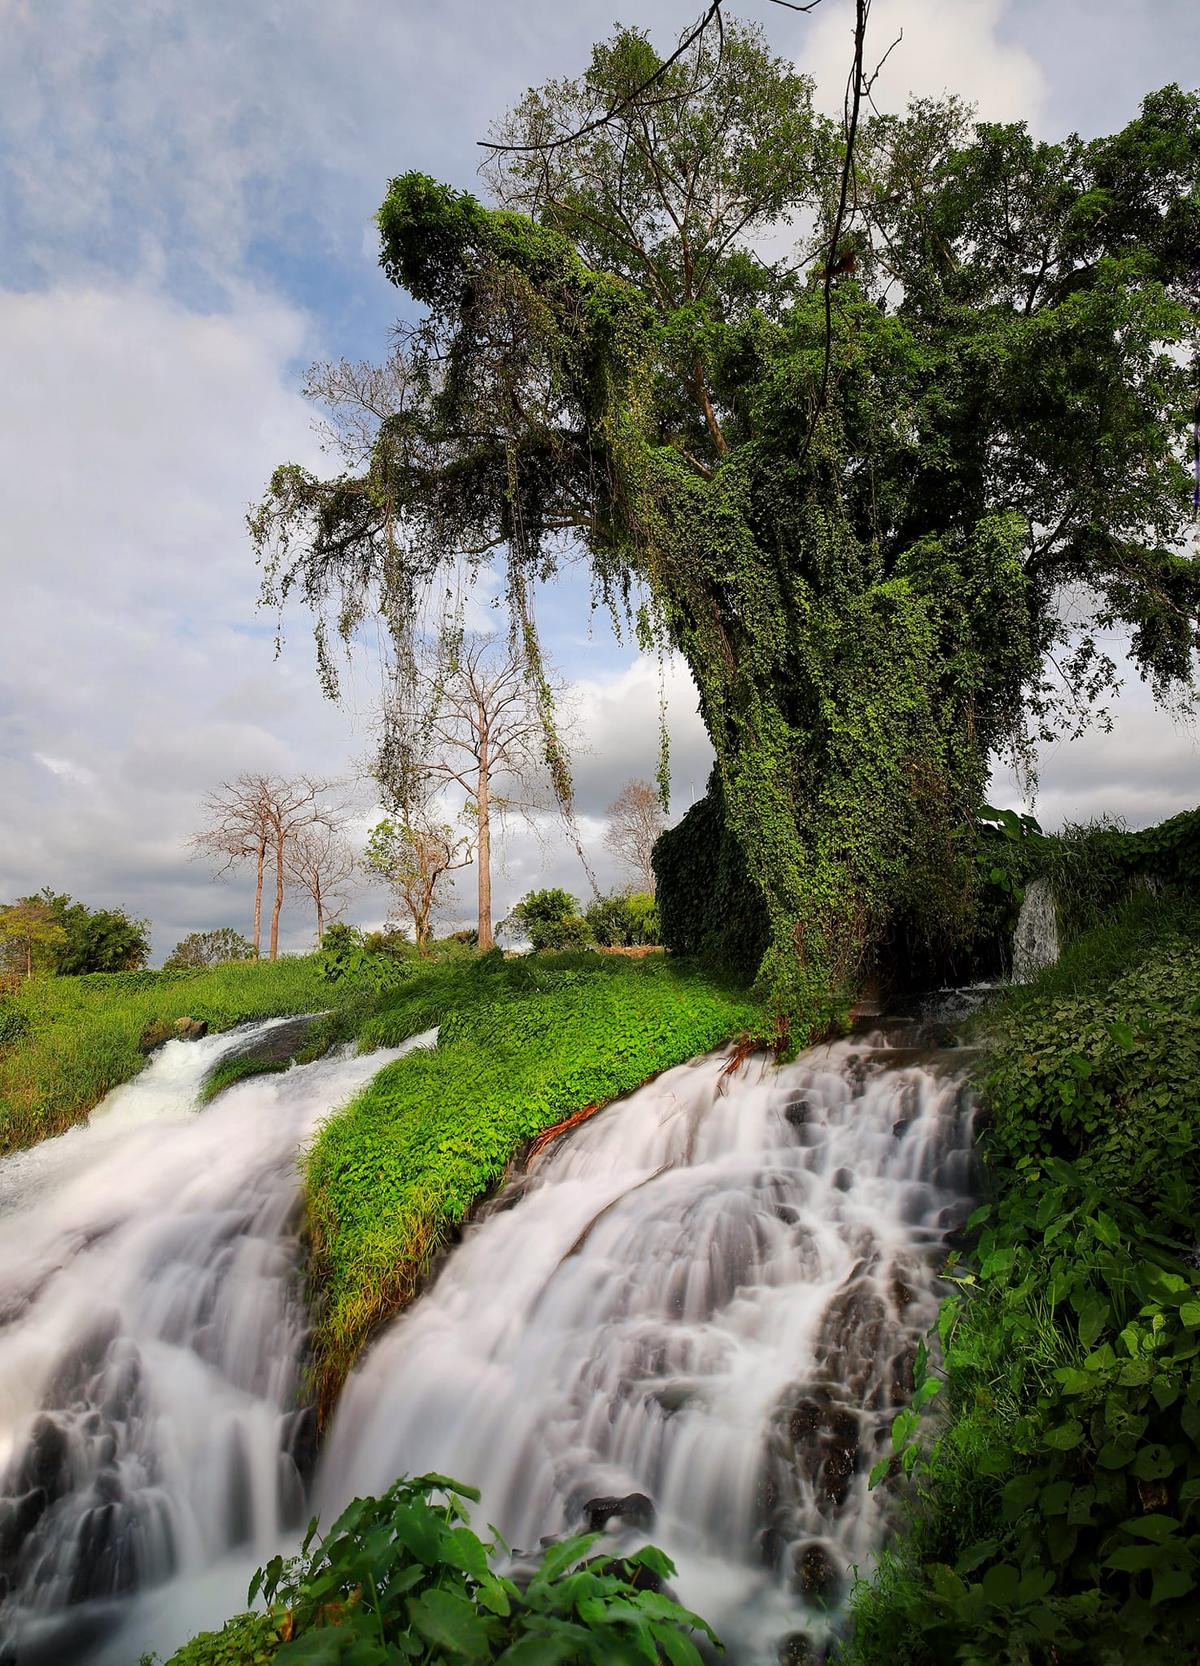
[795,0,1047,122]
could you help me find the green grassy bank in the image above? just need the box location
[0,956,350,1154]
[846,894,1200,1665]
[301,950,761,1414]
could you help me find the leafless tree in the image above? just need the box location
[605,778,666,894]
[381,633,560,952]
[190,774,274,956]
[192,773,347,958]
[285,822,357,942]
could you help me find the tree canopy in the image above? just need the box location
[252,14,1200,1034]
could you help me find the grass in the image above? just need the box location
[302,949,762,1416]
[198,1054,291,1105]
[0,957,353,1153]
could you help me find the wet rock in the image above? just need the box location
[648,1381,695,1418]
[778,1631,823,1666]
[224,1015,314,1067]
[137,1020,174,1053]
[793,1540,842,1605]
[583,1492,655,1532]
[783,1099,812,1128]
[832,1167,854,1192]
[892,1118,914,1138]
[174,1016,208,1042]
[915,1020,957,1050]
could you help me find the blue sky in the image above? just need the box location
[1,0,1197,958]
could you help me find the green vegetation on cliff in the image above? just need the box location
[303,950,759,1413]
[848,894,1200,1665]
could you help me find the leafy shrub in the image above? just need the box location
[158,1473,718,1666]
[585,892,661,948]
[0,1001,29,1051]
[165,928,256,969]
[504,889,594,951]
[849,903,1200,1665]
[321,924,411,990]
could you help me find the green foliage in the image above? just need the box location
[847,898,1200,1664]
[165,928,256,970]
[0,956,363,1154]
[304,954,759,1411]
[653,772,769,984]
[584,892,661,948]
[504,889,593,952]
[253,24,1200,1031]
[16,888,152,974]
[158,1473,719,1666]
[199,1054,290,1105]
[320,924,412,991]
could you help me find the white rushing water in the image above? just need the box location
[0,1014,976,1666]
[320,1021,979,1665]
[0,1022,426,1666]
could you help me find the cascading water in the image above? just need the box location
[0,1021,428,1666]
[320,1020,979,1664]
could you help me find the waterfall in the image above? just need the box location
[1012,877,1060,983]
[0,1015,977,1666]
[0,1022,429,1666]
[318,1021,978,1664]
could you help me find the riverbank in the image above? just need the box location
[300,950,762,1413]
[0,957,355,1154]
[846,892,1200,1664]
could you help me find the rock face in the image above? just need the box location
[137,1016,207,1053]
[222,1015,316,1068]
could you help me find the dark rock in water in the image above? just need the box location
[794,1540,842,1605]
[778,1631,824,1665]
[224,1015,315,1068]
[892,1118,913,1138]
[583,1492,655,1532]
[832,1167,854,1193]
[915,1020,957,1050]
[783,1099,812,1128]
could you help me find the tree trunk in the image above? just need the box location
[270,835,285,961]
[252,839,266,958]
[477,747,493,952]
[315,888,325,943]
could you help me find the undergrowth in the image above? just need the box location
[0,957,349,1153]
[846,893,1200,1665]
[304,951,760,1415]
[153,1473,718,1666]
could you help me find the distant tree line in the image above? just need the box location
[0,889,150,978]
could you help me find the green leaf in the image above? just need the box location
[407,1588,491,1661]
[1151,1570,1195,1605]
[981,1563,1021,1607]
[532,1534,603,1585]
[1132,1444,1175,1481]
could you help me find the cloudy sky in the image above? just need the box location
[1,0,1197,959]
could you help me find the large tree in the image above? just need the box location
[253,16,1200,1034]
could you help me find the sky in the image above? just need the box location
[1,0,1197,960]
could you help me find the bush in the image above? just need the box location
[585,891,661,947]
[158,1473,718,1666]
[505,888,594,951]
[848,898,1200,1665]
[164,928,256,969]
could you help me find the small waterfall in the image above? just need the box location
[1012,877,1059,983]
[0,1022,427,1666]
[319,1022,979,1664]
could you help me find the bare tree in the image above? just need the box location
[605,779,666,894]
[192,773,346,958]
[190,774,274,956]
[285,823,357,942]
[382,634,558,952]
[364,810,473,950]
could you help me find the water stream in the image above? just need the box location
[0,1014,978,1665]
[0,1023,423,1665]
